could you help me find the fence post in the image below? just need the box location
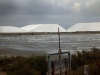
[48,55,51,75]
[84,65,89,75]
[68,52,71,75]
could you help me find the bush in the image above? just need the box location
[0,47,100,75]
[0,55,47,75]
[71,47,100,75]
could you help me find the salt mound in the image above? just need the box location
[66,22,100,32]
[21,24,67,32]
[0,26,27,33]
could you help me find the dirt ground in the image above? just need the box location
[0,72,6,75]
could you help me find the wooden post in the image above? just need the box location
[68,52,71,75]
[51,61,55,75]
[58,27,62,75]
[58,27,61,52]
[48,55,51,75]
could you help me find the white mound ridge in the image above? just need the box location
[66,22,100,32]
[0,26,26,33]
[21,24,67,32]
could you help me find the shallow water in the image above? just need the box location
[0,34,100,53]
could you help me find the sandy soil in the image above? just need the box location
[0,46,46,57]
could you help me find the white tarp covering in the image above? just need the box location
[21,24,67,32]
[66,22,100,32]
[0,26,26,33]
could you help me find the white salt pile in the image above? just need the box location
[0,26,26,33]
[21,24,67,32]
[66,22,100,32]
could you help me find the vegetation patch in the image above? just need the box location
[0,47,100,75]
[71,47,100,75]
[0,55,47,75]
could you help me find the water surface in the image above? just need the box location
[0,34,100,53]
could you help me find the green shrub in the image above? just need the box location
[71,47,100,75]
[0,47,100,75]
[0,55,47,75]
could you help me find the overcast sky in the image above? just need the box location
[0,0,100,29]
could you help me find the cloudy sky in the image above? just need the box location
[0,0,100,29]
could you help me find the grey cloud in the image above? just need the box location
[80,0,100,17]
[1,0,100,28]
[0,0,68,19]
[0,0,19,16]
[22,0,69,15]
[0,0,72,27]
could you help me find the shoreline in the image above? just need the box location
[0,46,46,57]
[0,32,100,36]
